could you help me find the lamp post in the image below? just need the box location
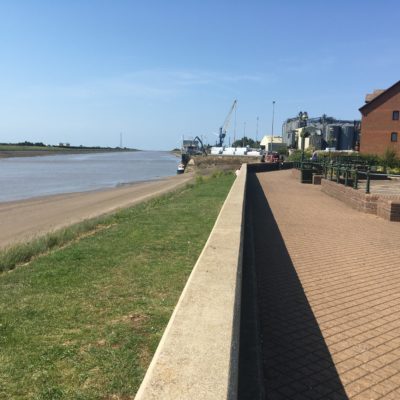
[256,116,259,144]
[271,101,275,153]
[299,111,309,163]
[301,131,306,163]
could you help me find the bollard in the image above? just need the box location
[354,169,358,189]
[366,168,371,194]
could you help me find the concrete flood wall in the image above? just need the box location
[247,161,293,173]
[187,155,261,172]
[135,164,247,400]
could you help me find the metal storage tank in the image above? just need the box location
[340,125,355,150]
[326,125,341,149]
[310,134,323,150]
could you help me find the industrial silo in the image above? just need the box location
[309,131,323,150]
[326,125,341,150]
[340,125,355,150]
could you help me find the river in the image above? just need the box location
[0,151,179,203]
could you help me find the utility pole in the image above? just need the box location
[243,122,246,147]
[234,105,237,144]
[271,101,276,152]
[256,116,259,144]
[120,132,123,148]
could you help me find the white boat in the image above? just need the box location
[177,163,185,174]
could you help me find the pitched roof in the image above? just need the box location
[365,89,385,103]
[359,80,400,115]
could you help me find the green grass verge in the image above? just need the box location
[0,172,235,400]
[0,145,60,151]
[0,219,106,273]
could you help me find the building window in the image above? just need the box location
[391,132,398,142]
[393,111,399,120]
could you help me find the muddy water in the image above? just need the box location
[0,151,178,202]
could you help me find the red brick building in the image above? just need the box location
[359,80,400,155]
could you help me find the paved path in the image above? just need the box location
[248,170,400,400]
[0,174,193,249]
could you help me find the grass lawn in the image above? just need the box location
[0,173,234,400]
[0,145,131,153]
[0,145,60,151]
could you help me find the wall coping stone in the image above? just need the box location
[134,164,247,400]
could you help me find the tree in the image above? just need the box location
[231,136,260,148]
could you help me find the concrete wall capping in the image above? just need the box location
[135,164,247,400]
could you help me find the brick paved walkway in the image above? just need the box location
[248,170,400,400]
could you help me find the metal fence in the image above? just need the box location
[294,160,400,194]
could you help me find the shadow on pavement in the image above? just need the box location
[238,173,348,400]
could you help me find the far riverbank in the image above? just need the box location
[0,147,137,159]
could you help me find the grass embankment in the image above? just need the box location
[0,144,137,158]
[0,172,235,400]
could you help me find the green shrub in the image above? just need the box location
[288,149,312,161]
[380,147,400,171]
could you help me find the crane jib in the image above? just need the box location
[218,99,237,147]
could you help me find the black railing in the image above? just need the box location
[294,160,400,194]
[248,161,294,173]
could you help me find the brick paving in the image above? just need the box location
[248,170,400,400]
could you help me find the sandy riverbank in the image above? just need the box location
[0,173,193,249]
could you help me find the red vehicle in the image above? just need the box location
[265,152,280,163]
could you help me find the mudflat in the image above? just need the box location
[0,173,193,249]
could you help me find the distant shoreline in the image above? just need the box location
[0,148,138,159]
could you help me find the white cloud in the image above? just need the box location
[7,68,270,103]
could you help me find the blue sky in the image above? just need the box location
[0,0,399,150]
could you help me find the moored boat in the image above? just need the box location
[177,163,185,174]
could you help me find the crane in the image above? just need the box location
[218,99,237,147]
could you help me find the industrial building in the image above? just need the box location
[282,112,361,151]
[181,138,204,155]
[260,135,284,152]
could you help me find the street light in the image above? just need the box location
[256,116,259,144]
[271,100,276,153]
[299,111,309,163]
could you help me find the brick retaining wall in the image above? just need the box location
[377,198,400,221]
[321,179,400,221]
[321,179,379,214]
